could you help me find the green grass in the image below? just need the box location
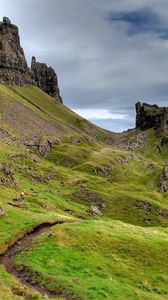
[144,129,168,162]
[0,84,167,299]
[14,220,168,300]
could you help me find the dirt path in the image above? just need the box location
[0,219,75,298]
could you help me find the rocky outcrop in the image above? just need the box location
[38,136,60,158]
[0,17,62,103]
[158,166,168,193]
[0,163,17,186]
[31,57,62,103]
[136,102,168,130]
[0,17,33,85]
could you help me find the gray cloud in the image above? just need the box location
[0,0,168,132]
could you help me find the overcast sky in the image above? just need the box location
[1,0,168,132]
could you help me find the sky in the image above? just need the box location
[1,0,168,132]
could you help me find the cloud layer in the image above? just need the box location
[0,0,168,132]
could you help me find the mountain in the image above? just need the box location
[0,17,168,300]
[0,17,62,102]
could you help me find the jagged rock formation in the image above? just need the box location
[136,102,168,130]
[0,17,62,103]
[0,17,33,85]
[31,56,62,103]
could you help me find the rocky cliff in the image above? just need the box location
[136,102,168,130]
[0,17,62,103]
[31,56,62,103]
[0,17,33,85]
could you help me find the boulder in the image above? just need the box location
[88,205,103,216]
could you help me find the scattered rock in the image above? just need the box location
[75,179,82,185]
[121,131,147,151]
[88,206,103,216]
[158,166,168,193]
[75,187,103,204]
[74,179,87,186]
[0,207,5,216]
[0,163,17,186]
[95,165,112,176]
[159,208,168,219]
[32,157,41,163]
[0,129,16,144]
[99,202,107,209]
[134,200,168,221]
[70,137,81,144]
[134,200,152,213]
[38,137,60,158]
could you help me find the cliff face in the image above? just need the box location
[31,57,62,103]
[136,102,168,130]
[0,17,62,103]
[0,17,33,85]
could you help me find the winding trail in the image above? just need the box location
[0,219,75,298]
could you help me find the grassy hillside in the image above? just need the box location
[14,220,168,300]
[0,84,109,144]
[0,84,167,300]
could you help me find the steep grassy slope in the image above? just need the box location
[0,84,167,300]
[0,84,109,144]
